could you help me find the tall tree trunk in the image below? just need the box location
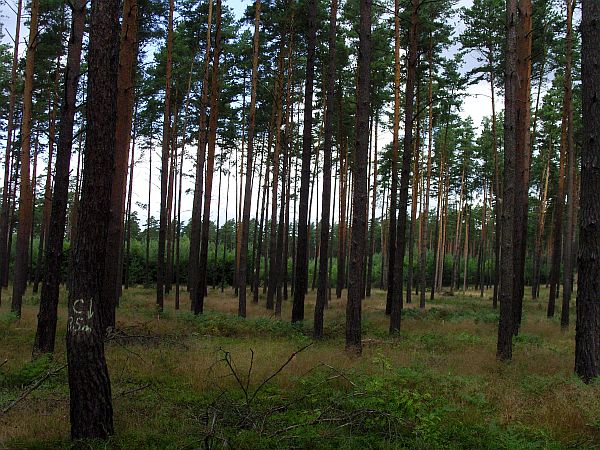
[451,170,465,294]
[145,135,152,288]
[548,47,570,317]
[329,158,338,301]
[463,208,470,292]
[222,168,230,292]
[489,57,501,309]
[336,132,347,299]
[314,0,337,338]
[11,0,40,315]
[512,0,532,336]
[124,124,136,290]
[253,146,270,303]
[366,113,378,297]
[165,103,179,294]
[420,47,434,308]
[33,66,60,294]
[33,0,84,352]
[275,38,295,317]
[238,0,260,317]
[157,0,174,311]
[497,0,522,361]
[188,0,213,301]
[29,139,38,282]
[386,0,401,315]
[406,113,420,304]
[194,0,222,315]
[66,0,120,437]
[0,0,22,297]
[250,135,265,294]
[532,144,550,300]
[561,0,576,329]
[346,0,370,353]
[102,0,138,328]
[266,38,287,312]
[292,0,316,323]
[213,165,222,290]
[390,0,418,333]
[575,0,600,382]
[478,179,488,297]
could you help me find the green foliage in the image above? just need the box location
[0,354,52,388]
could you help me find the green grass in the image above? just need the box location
[0,286,599,449]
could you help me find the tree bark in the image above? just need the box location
[346,0,370,353]
[386,0,401,315]
[292,0,317,322]
[157,0,174,311]
[575,0,600,383]
[33,0,85,350]
[66,0,120,438]
[11,0,40,315]
[390,0,418,334]
[366,113,378,298]
[188,0,213,301]
[512,0,532,336]
[194,0,222,315]
[102,0,138,328]
[0,0,22,297]
[33,66,60,294]
[561,0,576,330]
[238,0,261,316]
[314,0,337,338]
[497,0,519,361]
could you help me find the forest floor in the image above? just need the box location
[0,285,599,449]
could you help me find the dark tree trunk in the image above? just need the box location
[188,0,212,301]
[561,0,576,330]
[194,0,222,315]
[66,0,120,438]
[420,47,434,308]
[512,0,532,336]
[366,113,378,298]
[145,136,152,288]
[238,0,260,317]
[336,133,347,299]
[346,0,370,353]
[0,0,22,299]
[102,0,138,329]
[292,0,316,323]
[390,0,418,334]
[33,67,59,294]
[386,0,400,315]
[157,0,174,311]
[266,42,286,312]
[314,0,337,338]
[33,0,85,355]
[497,0,519,361]
[253,146,270,303]
[11,0,40,315]
[406,114,420,304]
[575,0,600,383]
[275,43,295,317]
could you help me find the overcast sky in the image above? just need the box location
[0,0,498,228]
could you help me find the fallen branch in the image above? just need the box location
[115,383,151,399]
[249,342,313,404]
[1,363,67,415]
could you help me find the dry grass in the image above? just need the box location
[0,284,599,448]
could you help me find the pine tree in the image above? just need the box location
[33,0,86,356]
[346,0,371,353]
[575,0,600,383]
[66,0,120,437]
